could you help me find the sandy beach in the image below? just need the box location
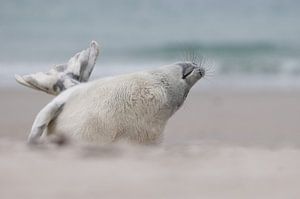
[0,88,300,199]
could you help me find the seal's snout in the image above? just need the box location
[198,67,205,78]
[179,63,195,79]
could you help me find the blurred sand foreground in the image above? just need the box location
[0,88,300,199]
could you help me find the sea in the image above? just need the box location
[1,0,300,89]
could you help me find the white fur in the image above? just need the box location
[29,63,203,144]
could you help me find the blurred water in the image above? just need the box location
[1,0,300,88]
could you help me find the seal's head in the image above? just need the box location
[152,61,206,111]
[176,61,205,87]
[159,61,205,88]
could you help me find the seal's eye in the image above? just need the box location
[181,64,195,79]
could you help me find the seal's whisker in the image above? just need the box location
[205,68,216,74]
[195,54,204,66]
[204,74,215,78]
[204,76,213,80]
[207,67,215,74]
[204,69,215,74]
[203,61,215,75]
[181,50,215,79]
[179,51,185,62]
[207,72,216,77]
[204,63,212,71]
[203,76,215,85]
[191,50,195,63]
[184,50,190,62]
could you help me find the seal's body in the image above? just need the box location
[15,41,205,145]
[49,72,169,144]
[47,64,204,144]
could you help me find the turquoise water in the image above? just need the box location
[1,0,300,87]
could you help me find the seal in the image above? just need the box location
[16,41,205,145]
[29,63,205,145]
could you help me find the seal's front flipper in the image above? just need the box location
[15,41,100,95]
[28,100,65,145]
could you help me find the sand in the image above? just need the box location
[0,88,300,198]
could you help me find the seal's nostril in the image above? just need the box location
[199,68,205,77]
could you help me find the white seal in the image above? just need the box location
[16,41,205,145]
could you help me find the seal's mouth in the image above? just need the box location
[182,66,195,79]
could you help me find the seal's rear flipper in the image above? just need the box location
[14,73,62,94]
[15,41,100,95]
[28,100,65,145]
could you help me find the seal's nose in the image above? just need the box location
[199,67,205,77]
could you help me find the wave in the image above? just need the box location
[131,42,281,57]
